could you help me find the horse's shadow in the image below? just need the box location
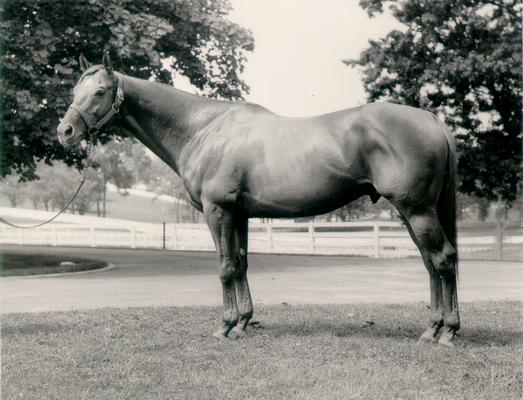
[263,320,521,347]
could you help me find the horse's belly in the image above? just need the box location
[241,175,367,218]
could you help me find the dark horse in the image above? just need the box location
[58,54,460,347]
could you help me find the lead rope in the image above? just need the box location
[0,133,96,229]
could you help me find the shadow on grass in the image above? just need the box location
[1,321,68,336]
[264,319,522,346]
[462,327,522,346]
[267,319,418,339]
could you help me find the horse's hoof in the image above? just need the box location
[228,327,247,340]
[438,338,455,348]
[212,327,231,340]
[418,335,437,345]
[418,327,438,343]
[438,330,456,348]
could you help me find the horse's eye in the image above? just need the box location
[95,89,105,96]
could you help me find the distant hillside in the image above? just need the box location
[0,189,201,224]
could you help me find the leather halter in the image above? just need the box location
[69,75,124,134]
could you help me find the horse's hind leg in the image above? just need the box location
[404,217,444,342]
[398,208,459,345]
[228,217,254,339]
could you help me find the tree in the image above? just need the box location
[1,0,254,178]
[92,138,142,217]
[40,161,80,211]
[345,0,522,207]
[141,158,194,222]
[0,173,26,207]
[328,197,369,222]
[30,162,55,210]
[72,168,104,216]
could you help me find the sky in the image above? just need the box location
[176,0,401,117]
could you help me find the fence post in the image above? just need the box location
[131,226,136,249]
[173,224,178,250]
[373,222,380,258]
[267,224,273,253]
[495,221,503,261]
[308,222,315,254]
[89,225,95,247]
[162,221,166,250]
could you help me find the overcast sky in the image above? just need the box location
[175,0,401,117]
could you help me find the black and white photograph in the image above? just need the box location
[0,0,521,398]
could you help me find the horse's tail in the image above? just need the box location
[437,121,459,276]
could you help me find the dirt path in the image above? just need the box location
[1,245,521,313]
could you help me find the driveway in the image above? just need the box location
[1,245,521,313]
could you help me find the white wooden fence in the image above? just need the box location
[1,208,521,259]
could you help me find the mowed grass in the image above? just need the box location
[2,302,521,400]
[0,253,107,276]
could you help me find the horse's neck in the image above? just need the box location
[117,73,224,174]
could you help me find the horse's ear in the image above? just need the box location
[102,51,113,75]
[79,53,90,71]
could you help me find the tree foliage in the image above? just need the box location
[346,0,522,205]
[1,0,254,178]
[14,161,102,214]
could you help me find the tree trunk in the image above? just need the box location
[477,199,490,222]
[102,176,107,218]
[389,208,395,221]
[192,208,197,223]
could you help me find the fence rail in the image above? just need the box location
[0,215,521,260]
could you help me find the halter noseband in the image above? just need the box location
[69,75,124,134]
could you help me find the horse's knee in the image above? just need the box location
[431,244,456,275]
[219,257,241,283]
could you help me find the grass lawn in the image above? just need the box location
[2,302,521,400]
[0,253,107,276]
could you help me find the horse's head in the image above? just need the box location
[57,52,123,148]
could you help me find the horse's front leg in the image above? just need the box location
[204,203,252,339]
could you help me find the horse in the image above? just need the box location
[57,53,460,347]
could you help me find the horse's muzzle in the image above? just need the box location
[57,123,81,148]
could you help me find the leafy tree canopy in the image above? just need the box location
[346,0,522,205]
[1,0,254,178]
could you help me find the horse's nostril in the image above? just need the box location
[64,125,74,137]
